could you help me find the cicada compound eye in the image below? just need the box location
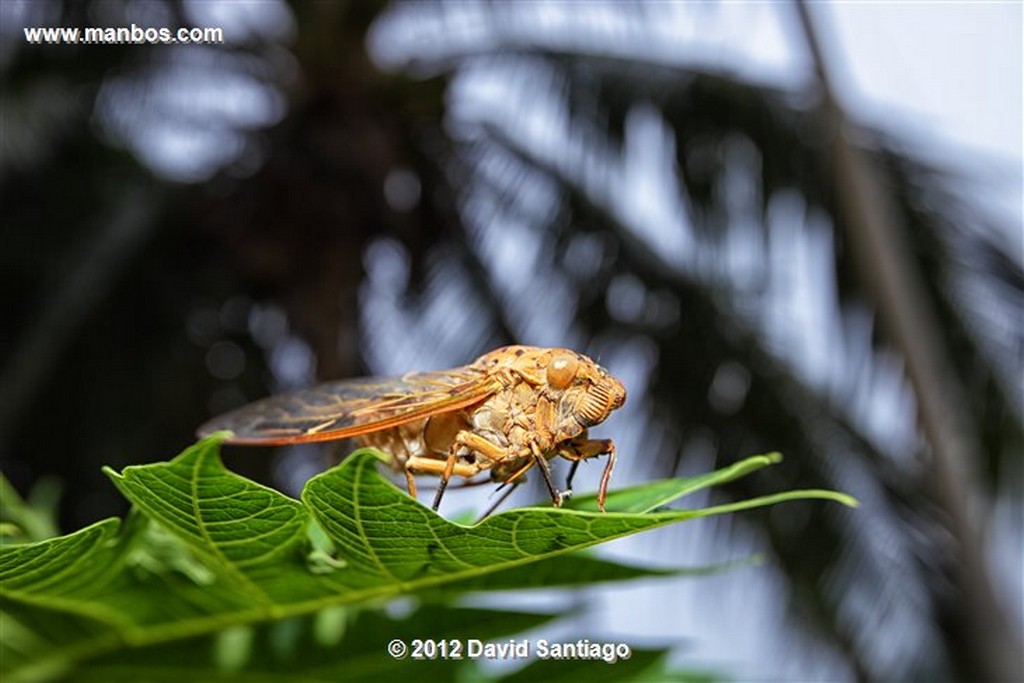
[546,353,579,390]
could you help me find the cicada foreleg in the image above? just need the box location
[556,437,617,512]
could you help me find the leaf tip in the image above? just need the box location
[805,490,860,509]
[838,494,860,509]
[352,446,395,464]
[198,430,234,445]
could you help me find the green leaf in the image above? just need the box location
[0,474,61,543]
[564,452,785,513]
[301,449,854,591]
[1,435,856,681]
[565,451,858,513]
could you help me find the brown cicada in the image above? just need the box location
[197,346,626,513]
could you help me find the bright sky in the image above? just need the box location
[825,2,1022,166]
[14,0,1010,196]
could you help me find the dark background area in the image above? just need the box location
[2,2,1021,680]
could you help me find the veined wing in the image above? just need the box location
[197,366,499,445]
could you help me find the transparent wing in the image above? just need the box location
[197,366,498,445]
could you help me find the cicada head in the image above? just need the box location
[542,349,626,434]
[473,345,627,440]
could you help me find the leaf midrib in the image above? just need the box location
[187,456,271,605]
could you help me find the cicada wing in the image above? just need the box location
[197,366,499,445]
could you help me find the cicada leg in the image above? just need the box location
[404,455,483,508]
[429,431,510,511]
[529,442,566,507]
[477,481,520,521]
[556,437,617,512]
[405,469,418,500]
[565,460,581,493]
[475,450,546,520]
[559,433,591,496]
[487,445,567,510]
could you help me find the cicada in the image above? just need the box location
[197,346,626,513]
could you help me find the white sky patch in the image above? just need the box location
[825,2,1022,165]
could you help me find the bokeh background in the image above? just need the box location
[2,2,1021,680]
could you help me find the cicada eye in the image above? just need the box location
[546,353,579,390]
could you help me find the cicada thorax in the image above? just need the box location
[492,363,589,449]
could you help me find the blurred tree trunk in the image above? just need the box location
[795,3,1022,679]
